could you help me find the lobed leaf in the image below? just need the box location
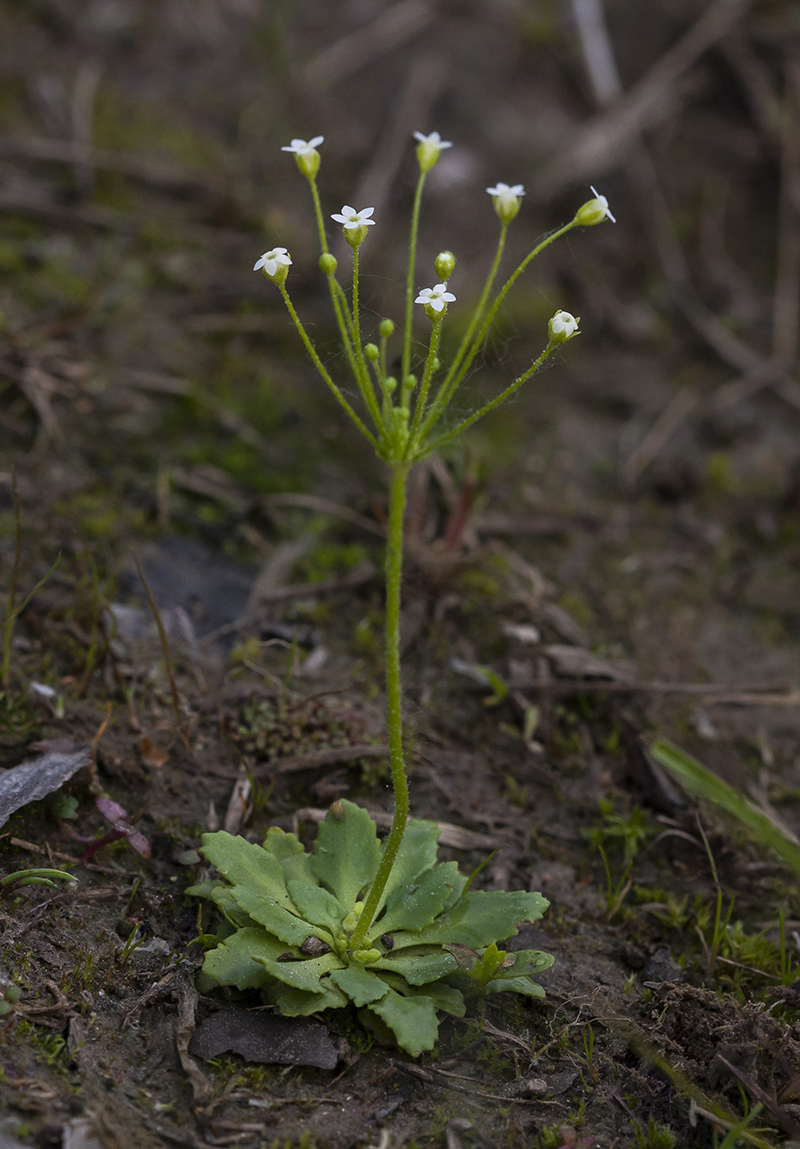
[253,949,344,994]
[200,831,294,910]
[229,886,316,947]
[367,988,440,1056]
[287,880,345,933]
[203,927,289,991]
[372,947,458,986]
[329,965,390,1007]
[484,975,546,998]
[390,889,549,951]
[372,817,441,916]
[264,826,315,885]
[311,800,380,907]
[374,861,460,935]
[267,980,350,1016]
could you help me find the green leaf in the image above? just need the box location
[501,949,555,978]
[374,861,460,936]
[310,800,380,908]
[287,880,345,933]
[367,988,440,1056]
[391,889,549,951]
[373,817,441,916]
[229,886,316,947]
[200,831,294,910]
[209,885,258,930]
[254,950,344,994]
[329,965,390,1007]
[372,947,458,985]
[185,878,224,898]
[484,976,546,998]
[267,980,349,1016]
[413,981,465,1017]
[203,927,289,990]
[264,827,314,884]
[650,738,800,878]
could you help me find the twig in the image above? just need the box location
[717,1055,800,1139]
[537,0,753,196]
[262,492,386,537]
[302,0,435,89]
[87,701,112,795]
[620,387,700,488]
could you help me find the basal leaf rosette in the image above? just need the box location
[188,800,553,1057]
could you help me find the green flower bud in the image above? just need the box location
[434,251,456,281]
[385,376,397,393]
[403,374,417,392]
[574,186,616,227]
[486,183,524,223]
[319,253,338,275]
[281,137,324,179]
[413,130,453,173]
[364,343,379,362]
[379,318,395,338]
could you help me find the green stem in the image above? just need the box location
[420,220,577,441]
[350,247,384,433]
[423,341,557,455]
[401,170,427,382]
[407,317,442,451]
[348,461,410,952]
[439,222,507,394]
[307,175,329,255]
[279,283,378,448]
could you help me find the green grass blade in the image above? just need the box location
[650,738,800,878]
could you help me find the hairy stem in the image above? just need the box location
[401,170,427,383]
[348,461,409,952]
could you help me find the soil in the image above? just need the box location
[2,1,800,1147]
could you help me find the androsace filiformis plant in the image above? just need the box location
[189,130,614,1055]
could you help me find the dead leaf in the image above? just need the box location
[190,1009,339,1070]
[542,644,633,681]
[0,748,90,829]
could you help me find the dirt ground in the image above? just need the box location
[2,0,800,1146]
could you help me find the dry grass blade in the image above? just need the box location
[620,387,699,488]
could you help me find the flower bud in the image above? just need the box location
[486,183,525,223]
[364,343,379,362]
[319,253,338,275]
[403,374,417,393]
[548,311,580,343]
[413,130,453,173]
[281,136,324,179]
[434,251,456,281]
[379,318,395,339]
[574,186,615,226]
[385,376,398,394]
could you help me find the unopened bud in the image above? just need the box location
[319,253,338,275]
[364,343,379,362]
[548,311,580,344]
[434,251,456,281]
[385,377,397,394]
[403,374,417,392]
[574,186,615,227]
[379,318,395,339]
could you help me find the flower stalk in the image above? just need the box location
[264,136,613,939]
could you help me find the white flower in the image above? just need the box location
[415,283,456,314]
[575,186,616,226]
[281,136,324,156]
[548,310,580,343]
[486,182,525,199]
[486,182,525,222]
[590,186,615,222]
[331,205,376,230]
[253,247,292,277]
[413,130,453,151]
[413,130,453,172]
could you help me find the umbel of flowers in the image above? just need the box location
[190,131,614,1055]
